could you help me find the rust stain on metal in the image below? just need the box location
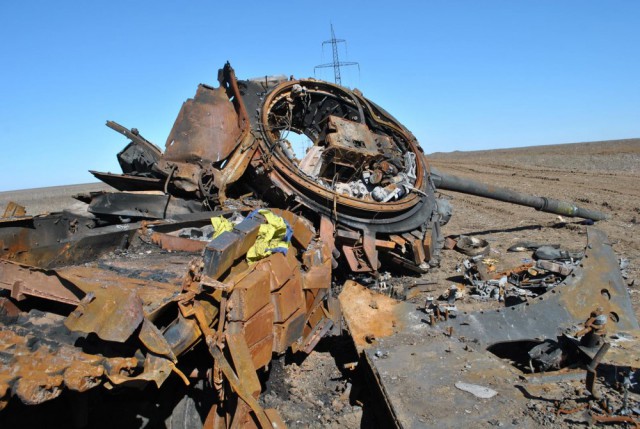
[338,280,402,351]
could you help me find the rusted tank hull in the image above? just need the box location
[0,62,625,428]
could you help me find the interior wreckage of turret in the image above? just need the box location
[0,63,637,428]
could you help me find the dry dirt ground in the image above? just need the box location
[1,139,638,427]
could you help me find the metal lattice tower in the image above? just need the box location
[314,24,359,86]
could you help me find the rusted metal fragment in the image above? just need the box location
[208,345,274,429]
[2,202,26,218]
[273,308,306,354]
[521,367,586,384]
[231,403,287,429]
[0,213,139,268]
[102,357,138,382]
[105,353,173,388]
[566,328,640,368]
[0,259,84,305]
[269,209,315,249]
[410,236,426,265]
[0,298,20,322]
[248,334,274,370]
[301,240,332,289]
[56,266,178,315]
[318,215,338,268]
[106,121,162,183]
[301,262,331,290]
[363,332,528,428]
[11,344,92,390]
[228,304,274,348]
[154,160,203,194]
[271,270,304,323]
[301,317,333,354]
[106,120,162,158]
[204,230,249,280]
[65,288,145,343]
[164,85,242,164]
[63,361,104,392]
[226,333,261,397]
[136,64,253,201]
[252,252,296,292]
[14,373,64,405]
[164,302,218,356]
[139,318,177,362]
[150,231,207,252]
[301,240,331,269]
[227,269,271,322]
[0,318,113,408]
[325,115,380,157]
[342,245,370,273]
[340,281,532,427]
[327,295,342,336]
[208,63,254,201]
[0,375,10,411]
[303,289,326,330]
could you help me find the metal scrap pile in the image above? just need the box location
[0,207,337,428]
[0,62,637,428]
[459,242,585,302]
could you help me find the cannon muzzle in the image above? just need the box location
[430,167,608,222]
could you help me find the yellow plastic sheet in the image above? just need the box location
[210,216,233,239]
[246,209,291,263]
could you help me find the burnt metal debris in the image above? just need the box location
[0,62,636,428]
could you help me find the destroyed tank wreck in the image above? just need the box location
[0,63,637,428]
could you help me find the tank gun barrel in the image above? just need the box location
[430,167,608,221]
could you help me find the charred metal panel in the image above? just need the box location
[88,192,204,219]
[89,170,164,192]
[0,214,139,268]
[117,141,161,177]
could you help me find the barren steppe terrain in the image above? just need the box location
[0,182,113,215]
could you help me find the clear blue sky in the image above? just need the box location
[1,0,638,191]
